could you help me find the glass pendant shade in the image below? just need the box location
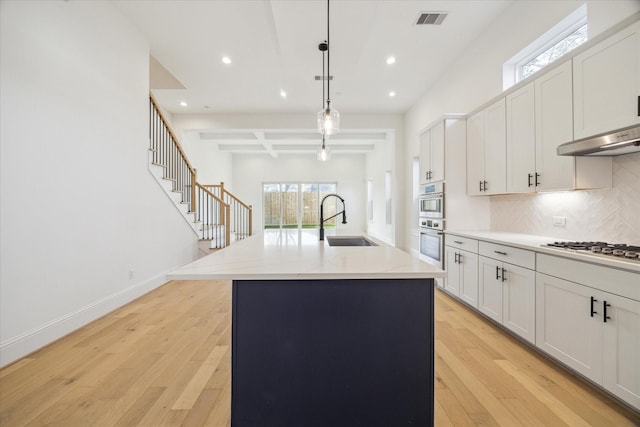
[317,145,331,161]
[317,134,331,161]
[317,107,340,135]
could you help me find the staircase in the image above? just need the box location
[148,94,252,253]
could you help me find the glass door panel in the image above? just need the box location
[263,183,281,229]
[263,182,337,230]
[281,183,299,228]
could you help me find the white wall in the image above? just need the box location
[365,133,395,244]
[231,154,366,235]
[403,0,640,251]
[0,1,198,367]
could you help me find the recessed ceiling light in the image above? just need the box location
[180,101,188,107]
[222,56,232,64]
[389,91,396,97]
[386,56,396,65]
[280,90,287,98]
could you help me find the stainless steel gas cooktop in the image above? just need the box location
[544,241,640,262]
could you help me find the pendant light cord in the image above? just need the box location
[321,44,325,110]
[326,0,330,110]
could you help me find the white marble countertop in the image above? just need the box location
[445,230,640,273]
[168,229,446,280]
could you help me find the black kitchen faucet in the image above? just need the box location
[319,193,347,240]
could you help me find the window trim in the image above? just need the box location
[503,4,587,90]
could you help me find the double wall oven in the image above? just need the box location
[418,182,444,268]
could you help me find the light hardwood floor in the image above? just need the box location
[1,280,638,426]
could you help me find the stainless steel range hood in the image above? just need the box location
[557,124,640,156]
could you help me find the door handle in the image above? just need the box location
[496,265,501,280]
[479,180,483,192]
[535,173,540,187]
[590,296,598,317]
[528,173,533,187]
[458,253,463,264]
[603,301,611,323]
[483,180,488,192]
[501,267,506,282]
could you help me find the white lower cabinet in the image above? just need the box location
[445,246,478,308]
[479,256,536,343]
[536,254,640,409]
[601,292,640,409]
[444,234,640,410]
[444,235,479,308]
[535,273,603,381]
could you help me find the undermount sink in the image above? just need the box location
[326,236,378,247]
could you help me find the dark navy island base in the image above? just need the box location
[231,278,435,427]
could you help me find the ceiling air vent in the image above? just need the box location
[416,12,447,25]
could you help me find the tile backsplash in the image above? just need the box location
[491,152,640,244]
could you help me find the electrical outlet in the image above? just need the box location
[129,269,135,280]
[552,216,566,227]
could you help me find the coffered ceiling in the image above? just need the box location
[114,0,513,155]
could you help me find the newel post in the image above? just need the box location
[191,169,197,213]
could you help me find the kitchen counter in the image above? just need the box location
[445,230,640,273]
[169,229,441,427]
[168,229,446,280]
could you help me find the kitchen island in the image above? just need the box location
[168,229,445,427]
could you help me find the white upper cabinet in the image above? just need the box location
[506,81,536,193]
[467,98,506,195]
[419,121,445,184]
[534,61,576,191]
[466,111,485,196]
[506,60,612,193]
[573,20,640,139]
[429,121,445,183]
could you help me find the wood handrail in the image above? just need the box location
[203,182,253,211]
[195,183,229,206]
[149,93,197,176]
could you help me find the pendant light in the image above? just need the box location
[317,133,331,161]
[317,0,339,135]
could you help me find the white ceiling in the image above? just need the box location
[114,0,514,155]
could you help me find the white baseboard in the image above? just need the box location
[0,270,173,368]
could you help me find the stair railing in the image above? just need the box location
[149,94,197,213]
[195,183,230,248]
[203,183,253,240]
[149,95,252,248]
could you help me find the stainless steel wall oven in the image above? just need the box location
[418,182,444,219]
[418,182,444,267]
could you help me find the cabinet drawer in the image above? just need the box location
[479,241,535,269]
[537,253,640,301]
[445,235,478,252]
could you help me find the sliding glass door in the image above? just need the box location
[263,182,337,229]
